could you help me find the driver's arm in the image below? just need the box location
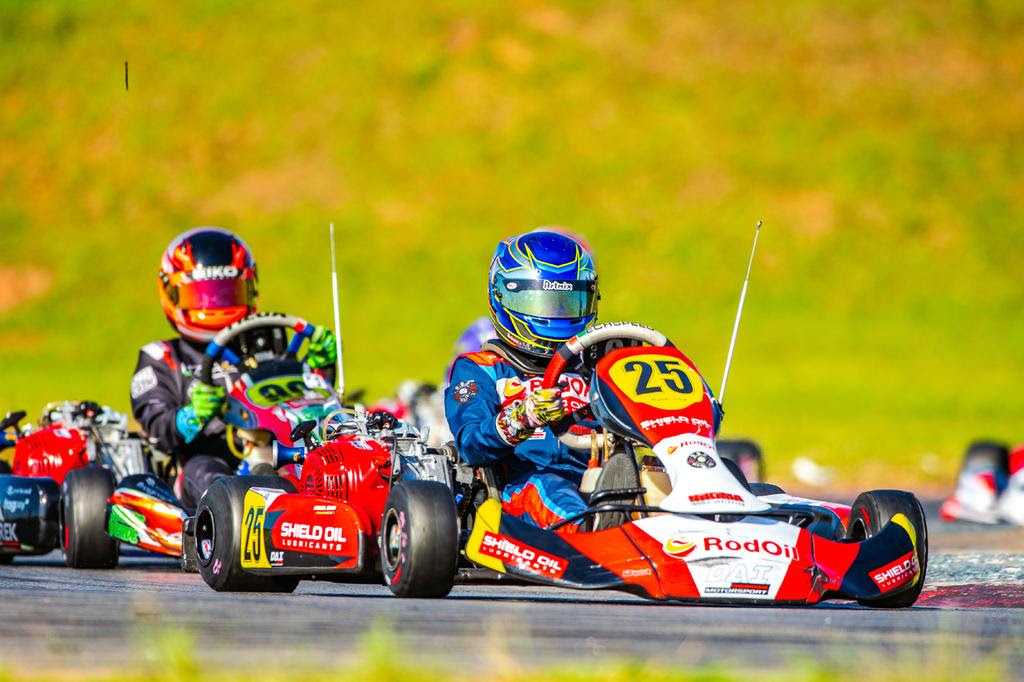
[444,358,512,466]
[130,347,188,453]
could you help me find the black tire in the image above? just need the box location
[591,453,643,531]
[717,439,764,483]
[195,476,299,593]
[961,441,1010,474]
[62,466,119,569]
[0,555,13,565]
[380,480,458,598]
[846,490,928,608]
[749,482,786,496]
[0,461,11,475]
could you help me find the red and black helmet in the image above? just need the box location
[158,227,258,342]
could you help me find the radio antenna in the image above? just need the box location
[719,220,762,406]
[329,223,345,399]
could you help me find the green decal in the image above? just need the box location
[245,376,330,408]
[107,505,143,544]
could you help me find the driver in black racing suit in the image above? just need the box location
[129,228,337,507]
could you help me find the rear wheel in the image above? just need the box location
[62,466,119,569]
[195,476,299,593]
[847,490,928,608]
[381,480,458,598]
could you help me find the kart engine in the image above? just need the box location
[12,426,89,484]
[301,436,393,513]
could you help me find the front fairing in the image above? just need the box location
[466,498,922,604]
[224,368,338,446]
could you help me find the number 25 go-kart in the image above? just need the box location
[185,312,456,591]
[381,322,928,607]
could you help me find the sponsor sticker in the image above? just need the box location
[687,452,716,469]
[478,531,567,578]
[131,366,158,399]
[870,550,918,591]
[688,492,744,505]
[704,583,771,596]
[621,567,653,578]
[703,536,800,561]
[452,380,479,404]
[663,535,697,557]
[0,522,18,545]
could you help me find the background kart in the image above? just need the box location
[184,312,455,591]
[379,322,929,607]
[0,401,179,567]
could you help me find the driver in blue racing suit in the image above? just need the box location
[129,227,337,507]
[445,230,599,532]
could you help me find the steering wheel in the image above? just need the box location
[199,312,318,386]
[542,322,673,450]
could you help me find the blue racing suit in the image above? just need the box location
[445,350,592,532]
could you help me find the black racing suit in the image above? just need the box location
[129,330,285,507]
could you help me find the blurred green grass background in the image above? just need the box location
[1,0,1022,487]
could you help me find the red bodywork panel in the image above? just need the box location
[12,424,89,484]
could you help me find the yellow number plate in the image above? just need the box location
[607,353,705,411]
[240,489,270,568]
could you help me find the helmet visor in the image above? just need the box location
[496,277,598,318]
[171,278,254,310]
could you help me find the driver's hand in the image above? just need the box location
[176,381,226,444]
[306,326,337,370]
[524,387,564,428]
[189,381,227,422]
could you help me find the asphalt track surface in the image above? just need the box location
[1,503,1022,675]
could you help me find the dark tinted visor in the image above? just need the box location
[496,277,598,318]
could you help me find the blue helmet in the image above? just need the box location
[488,230,599,358]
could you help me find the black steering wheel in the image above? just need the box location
[199,312,317,386]
[542,322,673,450]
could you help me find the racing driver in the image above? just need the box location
[444,230,602,532]
[129,227,337,507]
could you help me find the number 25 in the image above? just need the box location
[624,359,693,395]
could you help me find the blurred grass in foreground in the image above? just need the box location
[1,0,1022,486]
[0,622,1007,682]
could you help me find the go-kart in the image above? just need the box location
[0,401,178,567]
[185,312,455,591]
[380,322,928,607]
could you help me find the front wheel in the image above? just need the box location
[847,489,928,608]
[194,476,298,593]
[380,480,458,598]
[62,467,119,569]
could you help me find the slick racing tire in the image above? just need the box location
[961,441,1010,476]
[195,476,299,593]
[847,490,928,608]
[716,439,764,484]
[62,466,119,569]
[591,453,643,531]
[380,480,458,598]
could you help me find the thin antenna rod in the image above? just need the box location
[719,220,762,405]
[329,224,345,399]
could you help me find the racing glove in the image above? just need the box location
[495,387,564,446]
[175,381,226,444]
[306,326,338,370]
